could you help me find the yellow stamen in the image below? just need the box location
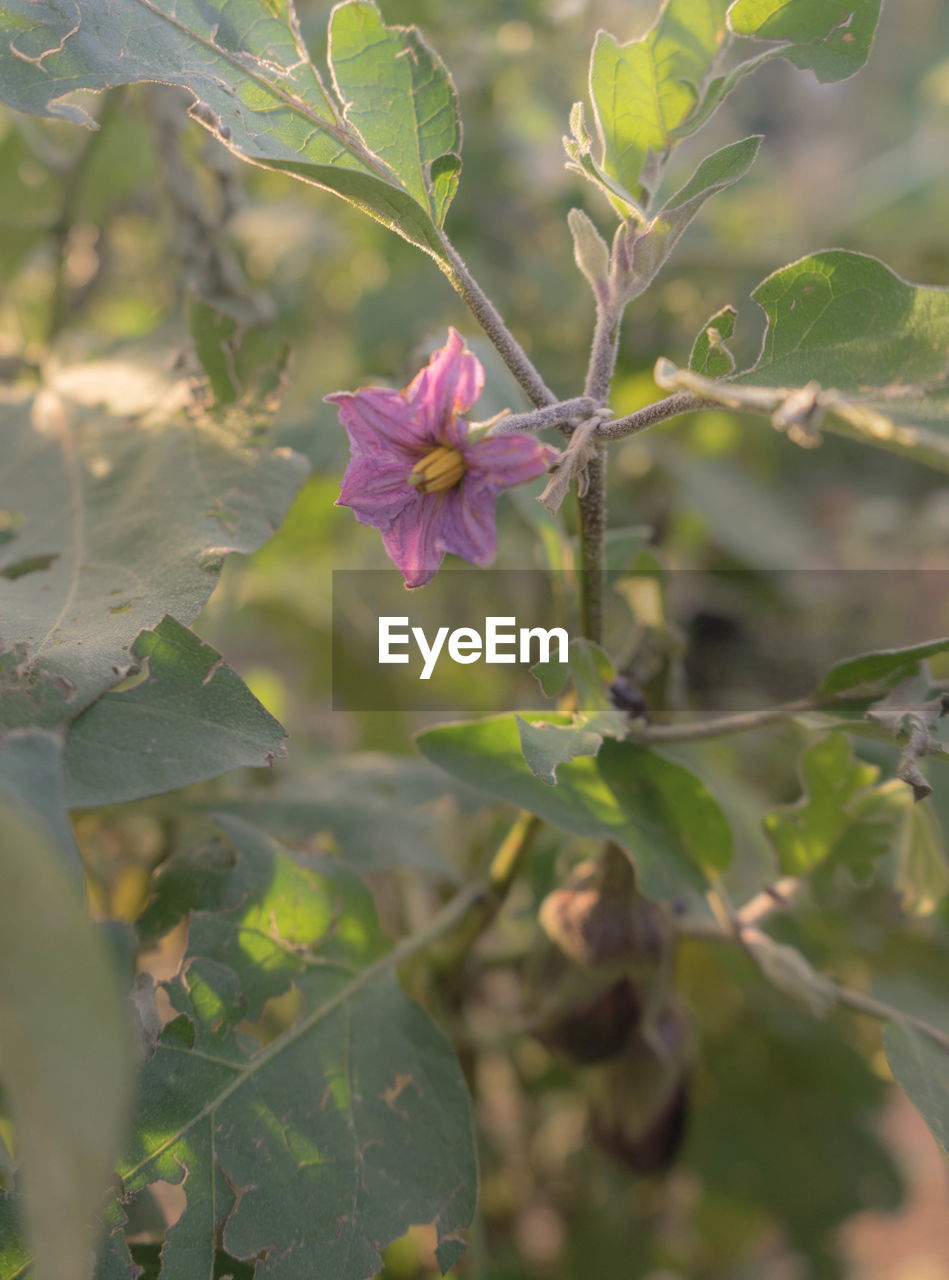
[409,445,466,494]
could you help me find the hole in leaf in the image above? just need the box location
[0,552,58,580]
[238,983,304,1048]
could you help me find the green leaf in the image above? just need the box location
[763,733,902,882]
[0,375,307,726]
[0,0,460,258]
[118,818,476,1278]
[0,801,135,1280]
[515,716,604,787]
[885,1022,949,1158]
[818,638,949,696]
[614,137,762,302]
[689,305,738,377]
[587,1,732,203]
[62,617,287,808]
[895,801,949,916]
[655,252,949,472]
[0,729,82,877]
[329,2,461,225]
[417,715,731,897]
[728,0,883,84]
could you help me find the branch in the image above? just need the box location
[438,237,557,408]
[595,392,719,440]
[488,396,599,436]
[633,692,860,744]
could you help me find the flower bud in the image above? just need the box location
[567,208,610,294]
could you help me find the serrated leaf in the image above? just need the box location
[0,376,306,726]
[119,818,476,1279]
[0,0,461,258]
[655,251,949,472]
[0,801,135,1280]
[614,136,762,302]
[62,617,287,808]
[417,715,731,897]
[763,733,903,882]
[728,0,882,84]
[689,305,737,376]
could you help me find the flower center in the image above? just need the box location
[408,445,466,494]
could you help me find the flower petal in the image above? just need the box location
[437,482,499,566]
[405,328,485,442]
[337,456,414,530]
[326,387,430,459]
[380,493,451,588]
[465,434,557,491]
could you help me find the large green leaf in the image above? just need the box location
[109,818,476,1279]
[0,0,460,258]
[657,251,949,472]
[62,617,287,808]
[0,376,306,725]
[728,0,882,83]
[417,714,731,898]
[0,801,135,1280]
[0,728,81,876]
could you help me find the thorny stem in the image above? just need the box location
[595,392,719,440]
[438,236,557,409]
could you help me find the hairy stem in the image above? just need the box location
[489,396,599,436]
[577,446,607,644]
[438,237,557,408]
[595,391,719,440]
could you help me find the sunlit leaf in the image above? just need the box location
[0,0,461,258]
[0,801,135,1280]
[418,714,731,897]
[728,0,883,84]
[112,818,476,1279]
[659,251,949,472]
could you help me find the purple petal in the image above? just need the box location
[404,329,485,443]
[437,482,499,566]
[326,387,430,459]
[465,434,557,491]
[380,494,451,588]
[337,456,414,530]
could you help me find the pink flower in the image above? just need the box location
[326,329,557,587]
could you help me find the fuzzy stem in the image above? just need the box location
[438,237,557,408]
[489,396,599,436]
[635,692,865,744]
[595,392,719,440]
[577,445,606,644]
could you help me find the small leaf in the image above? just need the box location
[0,801,135,1280]
[817,637,949,697]
[763,732,901,882]
[516,715,604,786]
[63,616,287,808]
[865,678,949,802]
[728,0,883,84]
[613,136,762,302]
[689,305,738,376]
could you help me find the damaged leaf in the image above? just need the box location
[105,818,476,1279]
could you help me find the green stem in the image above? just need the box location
[636,691,866,744]
[577,445,606,645]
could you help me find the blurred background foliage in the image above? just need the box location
[3,0,949,1276]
